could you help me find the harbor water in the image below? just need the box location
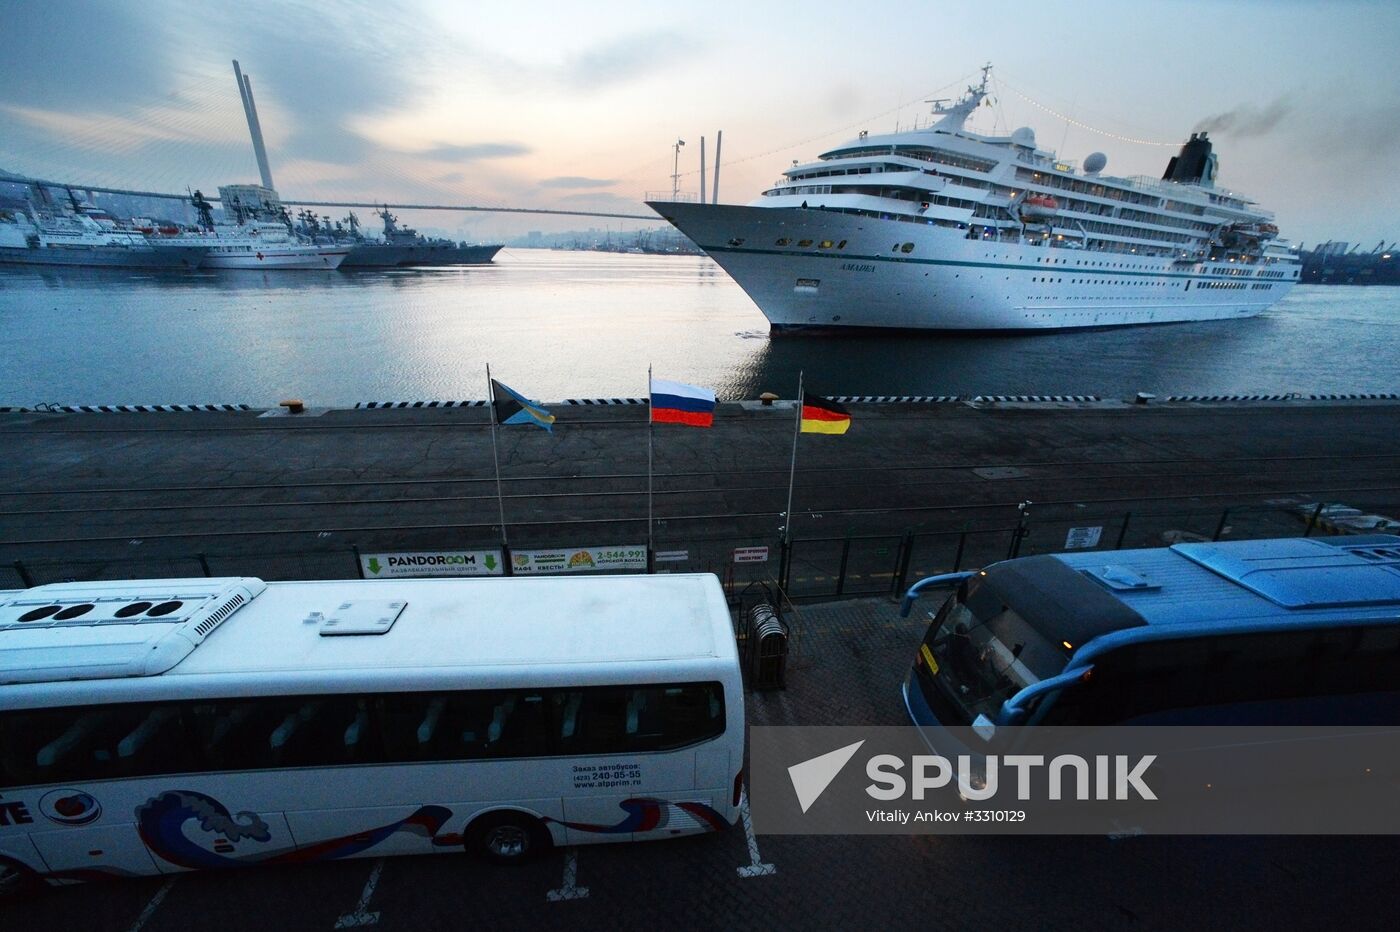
[0,248,1396,406]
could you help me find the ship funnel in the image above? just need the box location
[1162,132,1217,188]
[232,60,275,191]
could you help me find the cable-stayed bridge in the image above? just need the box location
[1,172,656,222]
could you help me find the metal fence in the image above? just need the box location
[7,499,1394,605]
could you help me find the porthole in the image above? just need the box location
[115,601,154,618]
[54,604,95,621]
[900,243,914,254]
[775,238,791,246]
[18,605,62,623]
[797,239,813,247]
[819,240,834,249]
[147,600,183,617]
[837,240,847,249]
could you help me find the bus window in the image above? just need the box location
[557,684,725,755]
[913,595,1066,723]
[1039,626,1400,725]
[0,704,196,787]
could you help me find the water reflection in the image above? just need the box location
[1,251,1397,406]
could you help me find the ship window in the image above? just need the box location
[900,243,914,254]
[797,239,813,247]
[819,240,834,249]
[775,238,791,246]
[837,240,847,249]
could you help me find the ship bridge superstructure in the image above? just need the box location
[756,69,1295,269]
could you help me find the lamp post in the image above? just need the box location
[671,139,685,201]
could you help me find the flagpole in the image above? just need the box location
[647,365,654,561]
[486,364,508,549]
[784,370,804,546]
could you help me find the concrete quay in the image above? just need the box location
[1,397,1398,590]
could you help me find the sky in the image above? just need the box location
[2,0,1398,245]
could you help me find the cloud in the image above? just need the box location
[540,176,618,189]
[3,95,272,155]
[1193,99,1292,137]
[560,31,699,89]
[421,143,531,161]
[0,2,176,110]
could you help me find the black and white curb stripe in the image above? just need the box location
[355,400,488,409]
[971,394,1101,403]
[29,403,251,413]
[1305,393,1399,401]
[563,398,648,405]
[1163,394,1297,402]
[829,395,963,403]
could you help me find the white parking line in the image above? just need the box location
[127,878,175,932]
[333,858,385,928]
[546,848,590,901]
[735,791,776,878]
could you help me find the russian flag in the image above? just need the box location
[651,378,716,428]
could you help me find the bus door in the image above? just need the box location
[558,684,730,843]
[1,705,169,880]
[27,807,161,880]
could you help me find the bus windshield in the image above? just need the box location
[916,594,1067,722]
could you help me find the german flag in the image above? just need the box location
[800,394,851,435]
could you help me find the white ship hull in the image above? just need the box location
[200,246,348,270]
[651,203,1296,332]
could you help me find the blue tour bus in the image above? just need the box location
[900,535,1400,746]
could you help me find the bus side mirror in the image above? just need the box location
[899,571,978,617]
[996,665,1094,726]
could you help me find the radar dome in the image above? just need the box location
[1010,127,1037,148]
[1083,152,1107,174]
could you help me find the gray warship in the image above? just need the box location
[299,208,501,267]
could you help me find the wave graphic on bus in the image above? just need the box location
[136,790,452,869]
[547,797,729,835]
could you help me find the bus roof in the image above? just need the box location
[1032,535,1400,636]
[972,536,1400,656]
[0,574,735,688]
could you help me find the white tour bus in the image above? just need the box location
[0,573,744,897]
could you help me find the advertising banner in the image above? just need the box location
[511,545,647,575]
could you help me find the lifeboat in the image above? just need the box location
[1021,193,1058,222]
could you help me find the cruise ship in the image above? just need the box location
[649,66,1300,332]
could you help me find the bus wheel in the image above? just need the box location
[0,857,39,900]
[466,811,552,865]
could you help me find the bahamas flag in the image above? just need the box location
[491,379,555,431]
[800,394,851,435]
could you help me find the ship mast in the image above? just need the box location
[928,63,992,135]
